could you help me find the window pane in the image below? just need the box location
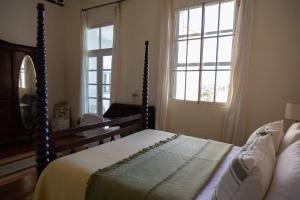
[202,64,216,70]
[216,71,230,102]
[103,99,110,114]
[178,10,188,39]
[203,38,217,63]
[186,71,199,101]
[204,3,219,37]
[218,65,231,70]
[187,65,200,70]
[88,98,97,113]
[88,85,97,98]
[176,40,187,69]
[187,39,201,67]
[219,1,235,35]
[103,71,111,85]
[103,85,110,99]
[101,25,114,49]
[19,68,25,88]
[174,71,185,100]
[103,55,112,69]
[189,7,202,39]
[88,71,97,84]
[87,28,99,50]
[200,71,215,102]
[89,57,97,70]
[218,36,233,62]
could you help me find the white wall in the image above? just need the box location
[246,0,300,135]
[4,0,297,140]
[63,0,300,142]
[167,0,300,141]
[63,0,162,123]
[64,0,81,123]
[167,102,226,140]
[118,0,161,105]
[0,0,66,118]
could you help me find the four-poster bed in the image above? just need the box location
[33,4,239,200]
[34,3,150,175]
[33,3,300,200]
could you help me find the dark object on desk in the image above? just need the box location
[103,103,155,129]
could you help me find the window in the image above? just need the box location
[19,62,26,88]
[86,24,114,115]
[171,1,236,103]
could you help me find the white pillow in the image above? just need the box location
[247,120,284,153]
[279,122,300,153]
[265,140,300,200]
[214,134,275,200]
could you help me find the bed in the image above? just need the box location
[33,130,240,200]
[33,3,300,200]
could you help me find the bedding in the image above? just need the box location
[279,122,300,153]
[246,120,284,153]
[214,134,276,200]
[33,130,240,200]
[86,135,232,200]
[265,140,300,200]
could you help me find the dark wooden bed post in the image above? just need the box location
[34,3,150,175]
[35,3,51,176]
[142,41,149,129]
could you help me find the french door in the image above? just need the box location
[87,52,112,115]
[86,24,114,116]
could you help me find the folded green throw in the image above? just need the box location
[86,135,232,200]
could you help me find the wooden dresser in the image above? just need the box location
[0,40,36,145]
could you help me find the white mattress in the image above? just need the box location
[33,129,240,200]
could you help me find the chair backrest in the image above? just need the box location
[81,113,103,123]
[79,114,104,136]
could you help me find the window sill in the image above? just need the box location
[168,98,227,106]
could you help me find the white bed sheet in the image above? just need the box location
[33,129,240,200]
[195,146,240,200]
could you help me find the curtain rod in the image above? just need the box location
[81,0,126,12]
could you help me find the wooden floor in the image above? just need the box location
[0,168,36,200]
[0,142,36,200]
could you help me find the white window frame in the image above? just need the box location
[86,23,114,115]
[170,0,238,104]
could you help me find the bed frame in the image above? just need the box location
[35,3,149,176]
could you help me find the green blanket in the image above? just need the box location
[86,135,232,200]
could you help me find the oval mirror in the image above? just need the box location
[18,55,37,129]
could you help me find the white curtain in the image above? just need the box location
[79,11,88,117]
[111,3,122,103]
[155,0,172,130]
[222,0,254,146]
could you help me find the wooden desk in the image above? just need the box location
[53,124,132,156]
[49,115,141,158]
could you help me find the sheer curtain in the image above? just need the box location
[155,0,172,130]
[111,3,122,103]
[79,11,88,117]
[222,0,254,146]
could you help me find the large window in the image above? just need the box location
[86,24,114,115]
[171,1,236,103]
